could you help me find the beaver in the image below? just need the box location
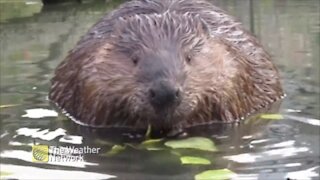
[49,0,284,133]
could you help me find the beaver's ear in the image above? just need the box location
[194,15,210,37]
[199,19,210,37]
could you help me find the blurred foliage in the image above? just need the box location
[0,0,43,23]
[0,0,126,23]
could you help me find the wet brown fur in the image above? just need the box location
[49,0,284,131]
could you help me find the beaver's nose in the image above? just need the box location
[149,81,181,109]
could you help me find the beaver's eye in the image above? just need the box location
[185,55,192,63]
[132,56,139,65]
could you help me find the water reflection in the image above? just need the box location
[0,0,319,179]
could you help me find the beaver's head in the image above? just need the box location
[51,12,257,131]
[90,12,231,130]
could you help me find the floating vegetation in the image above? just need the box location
[195,169,236,180]
[260,114,284,120]
[180,156,211,165]
[103,145,126,156]
[139,138,164,151]
[165,137,218,152]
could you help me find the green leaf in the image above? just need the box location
[103,145,126,156]
[141,138,163,145]
[145,124,152,138]
[145,147,165,151]
[260,114,284,120]
[180,156,211,165]
[164,137,217,152]
[195,169,236,180]
[0,171,12,177]
[140,138,165,151]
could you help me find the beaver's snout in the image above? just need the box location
[149,80,181,110]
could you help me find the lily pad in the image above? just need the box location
[165,137,217,152]
[180,156,211,165]
[103,145,126,156]
[260,114,284,120]
[195,169,236,180]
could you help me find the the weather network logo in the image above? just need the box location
[31,144,101,163]
[32,145,49,162]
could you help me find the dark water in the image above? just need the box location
[0,0,319,179]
